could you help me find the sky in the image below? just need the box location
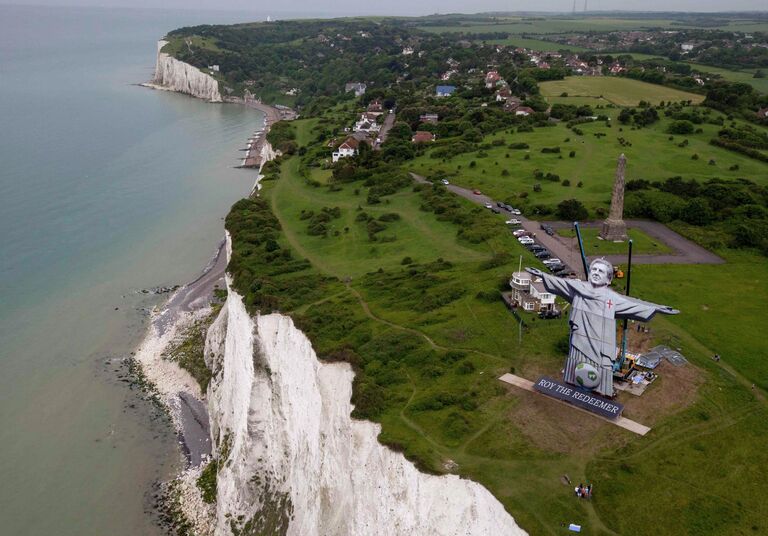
[1,1,766,16]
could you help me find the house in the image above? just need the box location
[485,70,501,88]
[412,131,436,144]
[508,271,557,312]
[436,85,456,97]
[367,100,384,114]
[345,82,367,97]
[504,100,521,113]
[353,113,381,133]
[420,113,439,124]
[402,47,414,55]
[496,87,512,102]
[515,106,535,116]
[332,137,359,162]
[756,107,768,119]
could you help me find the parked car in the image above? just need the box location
[547,263,566,272]
[491,208,501,214]
[505,218,522,225]
[497,201,505,208]
[473,189,482,195]
[484,202,493,209]
[509,208,522,215]
[535,251,551,260]
[543,258,562,265]
[518,236,535,245]
[538,310,562,320]
[513,230,532,237]
[441,179,450,185]
[545,228,555,236]
[528,244,546,251]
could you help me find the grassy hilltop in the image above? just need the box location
[169,13,768,535]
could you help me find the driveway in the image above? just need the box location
[410,173,723,278]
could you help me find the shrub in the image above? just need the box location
[557,199,588,220]
[569,150,576,157]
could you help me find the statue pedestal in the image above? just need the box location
[533,377,624,419]
[600,218,628,242]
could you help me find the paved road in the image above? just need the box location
[410,173,724,278]
[374,112,396,150]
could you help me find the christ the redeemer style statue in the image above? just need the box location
[526,259,679,398]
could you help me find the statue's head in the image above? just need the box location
[588,258,613,287]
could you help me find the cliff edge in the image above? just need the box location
[152,40,222,103]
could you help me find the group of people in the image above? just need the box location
[574,483,593,499]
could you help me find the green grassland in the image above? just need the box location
[225,113,768,534]
[486,37,588,52]
[418,18,682,36]
[557,227,673,255]
[409,107,767,216]
[689,64,768,94]
[539,77,705,106]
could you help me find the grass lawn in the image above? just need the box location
[409,107,767,216]
[242,115,768,535]
[557,226,673,255]
[539,77,705,106]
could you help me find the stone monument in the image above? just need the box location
[526,259,679,399]
[600,154,629,241]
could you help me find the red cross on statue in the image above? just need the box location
[606,299,613,309]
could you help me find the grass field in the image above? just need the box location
[557,226,673,255]
[485,37,588,52]
[410,107,767,216]
[418,18,682,36]
[688,64,768,94]
[539,76,705,106]
[236,113,768,534]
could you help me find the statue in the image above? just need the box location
[526,259,679,398]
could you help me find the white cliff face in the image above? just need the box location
[205,282,526,536]
[153,40,222,103]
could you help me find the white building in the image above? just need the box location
[509,271,556,312]
[332,137,359,163]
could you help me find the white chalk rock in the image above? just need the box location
[205,275,526,536]
[153,40,222,102]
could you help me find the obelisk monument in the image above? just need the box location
[600,154,629,241]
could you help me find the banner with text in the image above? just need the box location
[534,377,623,419]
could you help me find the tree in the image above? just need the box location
[557,199,588,221]
[668,120,695,135]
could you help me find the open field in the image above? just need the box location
[418,18,682,36]
[235,113,768,534]
[557,226,672,255]
[486,37,588,52]
[539,77,705,106]
[410,107,767,216]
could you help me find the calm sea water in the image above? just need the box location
[0,6,278,534]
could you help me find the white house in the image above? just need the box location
[353,113,381,133]
[332,137,359,163]
[509,271,556,312]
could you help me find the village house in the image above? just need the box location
[508,271,556,312]
[485,70,502,88]
[345,82,367,97]
[367,99,384,115]
[515,106,535,116]
[332,137,359,163]
[419,113,439,124]
[496,87,512,102]
[353,113,381,133]
[411,131,436,144]
[435,85,456,97]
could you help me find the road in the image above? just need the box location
[410,173,724,278]
[374,112,396,150]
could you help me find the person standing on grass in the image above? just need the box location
[526,258,679,397]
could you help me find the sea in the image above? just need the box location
[0,5,308,534]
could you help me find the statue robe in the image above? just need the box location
[538,273,669,397]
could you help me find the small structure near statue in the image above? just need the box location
[600,154,629,242]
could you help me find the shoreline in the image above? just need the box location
[133,82,284,463]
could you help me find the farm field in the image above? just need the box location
[539,76,705,106]
[237,115,768,535]
[409,107,767,215]
[486,37,588,52]
[418,18,682,36]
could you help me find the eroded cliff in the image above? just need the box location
[203,276,525,536]
[153,40,222,103]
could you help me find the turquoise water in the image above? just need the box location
[0,6,267,534]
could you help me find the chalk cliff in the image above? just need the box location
[153,40,222,103]
[203,269,526,535]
